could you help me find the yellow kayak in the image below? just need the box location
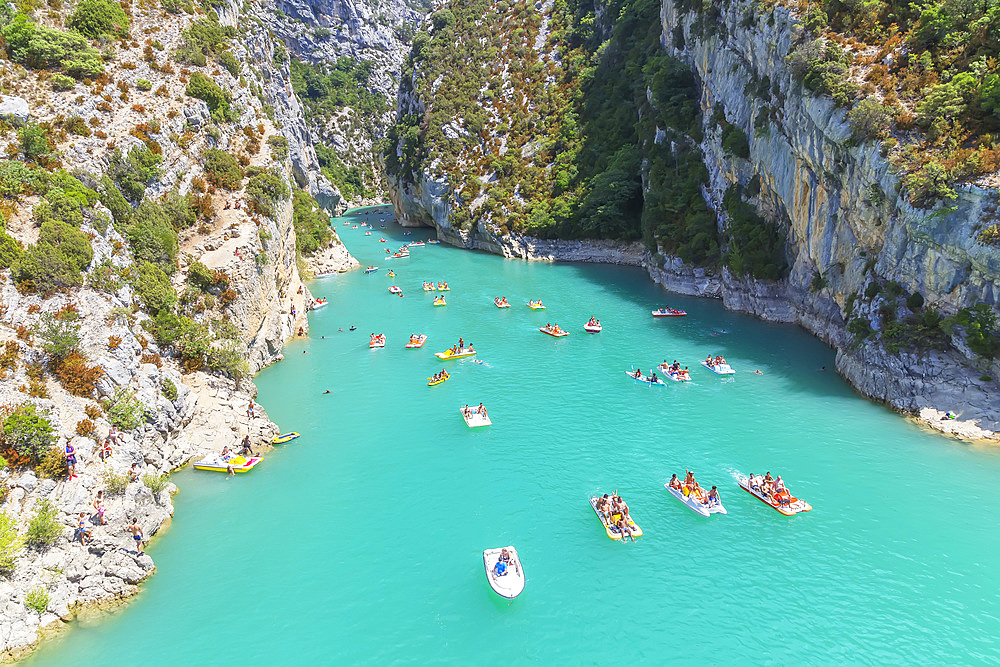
[435,348,476,360]
[427,373,449,386]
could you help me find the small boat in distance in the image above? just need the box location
[433,295,447,306]
[494,297,511,308]
[405,334,428,348]
[657,361,692,381]
[388,286,403,295]
[526,300,546,310]
[483,546,525,599]
[428,239,440,244]
[194,454,262,473]
[437,281,450,291]
[369,333,386,348]
[652,307,687,317]
[311,298,328,309]
[625,367,666,386]
[584,317,601,333]
[364,266,379,274]
[423,281,436,291]
[737,473,812,516]
[701,355,736,375]
[427,370,449,386]
[461,404,492,427]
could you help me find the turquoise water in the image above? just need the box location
[30,207,1000,664]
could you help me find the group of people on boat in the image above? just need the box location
[660,360,691,380]
[408,333,425,345]
[746,472,791,506]
[370,333,386,346]
[594,493,637,542]
[423,281,436,291]
[654,306,685,315]
[494,296,510,307]
[542,323,564,334]
[446,337,473,355]
[429,369,450,383]
[462,403,488,419]
[631,367,659,383]
[528,300,544,308]
[704,354,727,368]
[586,316,600,327]
[667,471,721,507]
[492,548,513,576]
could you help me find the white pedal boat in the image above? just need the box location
[584,323,602,333]
[483,546,525,599]
[461,405,492,427]
[664,483,727,517]
[656,363,691,381]
[701,361,736,375]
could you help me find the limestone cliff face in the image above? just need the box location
[657,0,1000,435]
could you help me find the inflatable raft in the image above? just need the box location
[664,482,727,517]
[737,474,812,516]
[194,455,261,473]
[461,406,492,427]
[271,432,300,445]
[483,546,525,599]
[589,496,642,540]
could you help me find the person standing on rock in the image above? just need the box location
[64,440,77,480]
[93,490,106,525]
[239,435,253,456]
[127,518,144,555]
[75,513,92,546]
[247,401,256,419]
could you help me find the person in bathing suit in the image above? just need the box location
[127,517,144,555]
[65,441,77,479]
[668,474,681,490]
[706,486,721,506]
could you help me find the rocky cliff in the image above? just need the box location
[386,0,1000,441]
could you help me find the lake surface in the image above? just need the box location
[29,207,1000,664]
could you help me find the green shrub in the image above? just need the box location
[0,161,36,200]
[102,467,130,495]
[103,387,146,430]
[174,14,234,67]
[847,99,894,142]
[64,116,91,136]
[2,404,55,463]
[17,123,50,164]
[202,149,243,189]
[25,587,49,614]
[0,511,23,575]
[35,310,82,360]
[136,78,152,91]
[132,261,176,315]
[68,0,130,39]
[246,170,289,218]
[722,186,786,280]
[50,74,75,91]
[0,455,8,470]
[219,50,239,76]
[848,317,874,339]
[12,221,94,295]
[185,72,235,122]
[98,176,131,224]
[123,202,179,274]
[1,14,105,78]
[161,377,178,401]
[206,341,249,380]
[947,305,1000,358]
[906,292,925,310]
[720,124,750,159]
[24,499,61,550]
[186,260,215,290]
[142,471,170,495]
[108,146,163,202]
[291,189,331,254]
[267,135,289,161]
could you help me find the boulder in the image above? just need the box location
[0,96,29,125]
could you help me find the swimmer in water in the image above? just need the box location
[323,390,332,394]
[754,369,764,375]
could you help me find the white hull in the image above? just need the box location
[461,407,492,427]
[664,484,727,516]
[701,361,735,375]
[584,324,602,333]
[624,371,666,386]
[483,546,525,598]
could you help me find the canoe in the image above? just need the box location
[539,326,569,337]
[589,496,642,540]
[584,323,602,333]
[737,474,812,516]
[657,364,692,381]
[405,334,427,349]
[652,308,687,317]
[461,406,492,427]
[664,483,727,517]
[428,239,440,244]
[271,432,300,445]
[435,348,476,360]
[483,546,525,599]
[194,455,262,473]
[701,361,736,375]
[427,373,449,386]
[624,370,666,386]
[526,302,546,310]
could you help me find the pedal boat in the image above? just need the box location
[664,482,727,517]
[589,496,642,540]
[435,347,476,360]
[737,475,812,516]
[194,454,261,473]
[405,334,428,349]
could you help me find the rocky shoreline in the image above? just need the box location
[420,225,1000,444]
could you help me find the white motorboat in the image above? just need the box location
[483,546,525,599]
